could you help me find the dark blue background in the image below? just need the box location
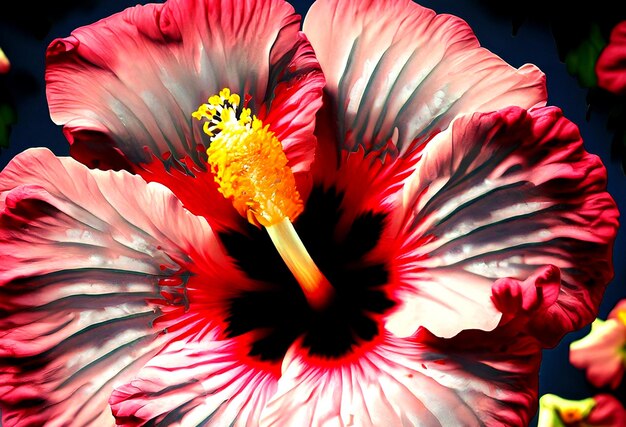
[1,1,624,425]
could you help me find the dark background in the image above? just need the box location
[1,1,625,425]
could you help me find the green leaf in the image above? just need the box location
[564,23,607,88]
[0,102,17,149]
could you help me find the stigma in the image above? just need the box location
[194,89,334,310]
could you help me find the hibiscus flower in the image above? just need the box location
[570,299,626,389]
[537,393,626,427]
[596,20,626,95]
[0,0,619,425]
[0,48,9,74]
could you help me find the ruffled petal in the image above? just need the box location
[596,20,626,95]
[0,148,227,425]
[387,106,618,341]
[110,327,277,426]
[303,0,546,157]
[260,333,540,427]
[46,0,324,177]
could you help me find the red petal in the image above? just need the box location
[0,148,229,425]
[133,151,245,232]
[588,394,626,426]
[110,327,278,426]
[46,0,324,180]
[596,21,626,95]
[388,106,618,342]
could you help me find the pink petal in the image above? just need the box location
[387,106,618,341]
[569,318,626,389]
[490,264,566,343]
[0,148,228,425]
[596,20,626,95]
[46,0,324,177]
[260,333,540,426]
[588,394,626,426]
[492,265,561,318]
[110,327,278,426]
[0,47,9,74]
[303,0,547,157]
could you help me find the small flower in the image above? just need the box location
[0,0,619,425]
[0,46,16,150]
[537,393,626,427]
[597,20,626,95]
[570,299,626,389]
[0,48,9,74]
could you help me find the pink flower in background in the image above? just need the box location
[570,299,626,389]
[537,393,626,427]
[596,20,626,95]
[0,0,620,425]
[0,48,9,74]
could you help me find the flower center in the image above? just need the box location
[558,407,584,423]
[194,88,334,310]
[219,187,394,361]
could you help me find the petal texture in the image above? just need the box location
[46,0,324,174]
[388,107,618,341]
[0,148,225,425]
[303,0,547,157]
[260,334,540,427]
[110,326,278,427]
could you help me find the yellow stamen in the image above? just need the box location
[194,88,334,309]
[194,90,302,227]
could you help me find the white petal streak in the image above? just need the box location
[0,148,222,426]
[46,0,321,169]
[110,329,278,427]
[261,335,539,427]
[389,107,618,340]
[303,0,546,156]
